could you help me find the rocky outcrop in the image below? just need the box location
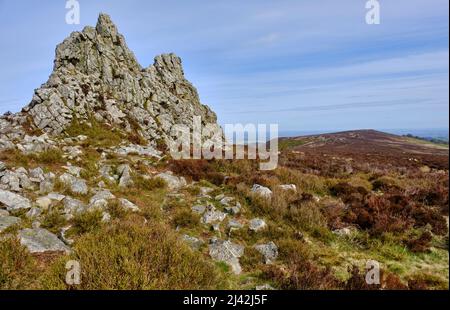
[21,13,218,147]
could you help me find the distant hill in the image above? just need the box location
[279,129,449,170]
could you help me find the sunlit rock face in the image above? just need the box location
[23,13,218,146]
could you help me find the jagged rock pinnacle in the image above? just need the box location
[21,13,217,147]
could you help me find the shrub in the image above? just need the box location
[169,159,224,185]
[39,220,226,289]
[35,149,64,164]
[240,247,264,271]
[405,231,433,253]
[72,210,104,234]
[0,238,37,289]
[134,175,167,191]
[41,209,67,234]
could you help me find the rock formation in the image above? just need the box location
[21,13,217,146]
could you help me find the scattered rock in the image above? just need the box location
[220,196,234,206]
[333,227,355,237]
[202,207,227,224]
[191,205,206,214]
[227,219,244,229]
[156,171,186,190]
[0,189,31,211]
[251,184,272,198]
[0,216,21,232]
[26,207,42,219]
[59,173,88,195]
[63,165,82,177]
[35,196,52,210]
[182,234,204,250]
[29,167,45,182]
[0,209,9,217]
[209,239,244,275]
[255,284,275,290]
[63,197,86,215]
[117,164,133,188]
[249,218,267,232]
[114,144,162,158]
[18,228,71,253]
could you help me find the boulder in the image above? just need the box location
[254,242,278,264]
[191,205,206,214]
[249,218,267,232]
[278,184,297,192]
[209,239,244,275]
[117,164,133,188]
[118,198,140,212]
[35,196,52,210]
[202,207,227,224]
[0,189,31,211]
[18,228,71,253]
[182,234,204,250]
[59,173,88,195]
[0,216,21,232]
[63,197,86,215]
[156,172,186,190]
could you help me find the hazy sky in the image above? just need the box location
[0,0,448,132]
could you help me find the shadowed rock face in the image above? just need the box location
[22,13,217,146]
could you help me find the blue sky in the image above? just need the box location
[0,0,448,133]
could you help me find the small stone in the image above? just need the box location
[191,205,206,214]
[119,198,140,212]
[251,184,272,198]
[59,173,88,195]
[228,219,244,229]
[0,189,31,211]
[255,284,275,290]
[0,209,9,217]
[249,218,267,232]
[254,242,278,264]
[182,234,204,250]
[63,197,86,215]
[278,184,297,192]
[202,209,227,224]
[18,228,71,253]
[155,172,186,191]
[36,197,52,210]
[209,239,244,275]
[26,207,42,219]
[0,216,21,232]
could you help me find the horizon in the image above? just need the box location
[0,0,448,132]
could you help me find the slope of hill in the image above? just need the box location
[0,15,448,291]
[279,129,449,170]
